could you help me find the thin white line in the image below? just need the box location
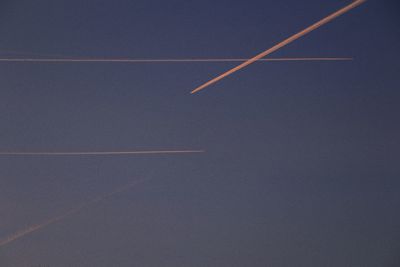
[0,179,147,247]
[0,57,353,63]
[191,0,366,94]
[0,150,205,156]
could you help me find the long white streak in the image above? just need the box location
[0,179,147,247]
[0,150,204,156]
[191,0,366,94]
[0,57,352,63]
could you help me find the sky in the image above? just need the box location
[0,0,399,266]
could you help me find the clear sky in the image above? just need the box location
[0,0,399,266]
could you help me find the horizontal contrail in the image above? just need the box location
[0,150,204,156]
[0,57,352,63]
[0,179,147,247]
[191,0,366,94]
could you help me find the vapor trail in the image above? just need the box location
[0,179,147,247]
[0,150,204,156]
[0,57,352,63]
[191,0,366,94]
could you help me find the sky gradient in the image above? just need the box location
[1,0,399,266]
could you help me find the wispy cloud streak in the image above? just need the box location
[0,179,147,247]
[191,0,366,94]
[0,150,204,156]
[0,57,352,63]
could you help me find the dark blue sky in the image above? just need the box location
[1,1,399,266]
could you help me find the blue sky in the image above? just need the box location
[0,1,399,266]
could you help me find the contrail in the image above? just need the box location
[0,57,352,63]
[0,179,147,247]
[0,150,204,156]
[191,0,366,94]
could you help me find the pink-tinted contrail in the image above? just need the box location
[191,0,366,94]
[0,179,147,247]
[0,57,352,63]
[0,150,204,156]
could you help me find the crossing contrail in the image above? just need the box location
[0,57,352,63]
[0,179,147,247]
[0,150,204,156]
[191,0,366,94]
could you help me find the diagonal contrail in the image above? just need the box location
[0,179,147,247]
[191,0,366,94]
[0,57,352,63]
[0,150,204,156]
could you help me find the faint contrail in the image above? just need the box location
[0,150,204,156]
[191,0,366,94]
[0,179,147,247]
[0,57,352,63]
